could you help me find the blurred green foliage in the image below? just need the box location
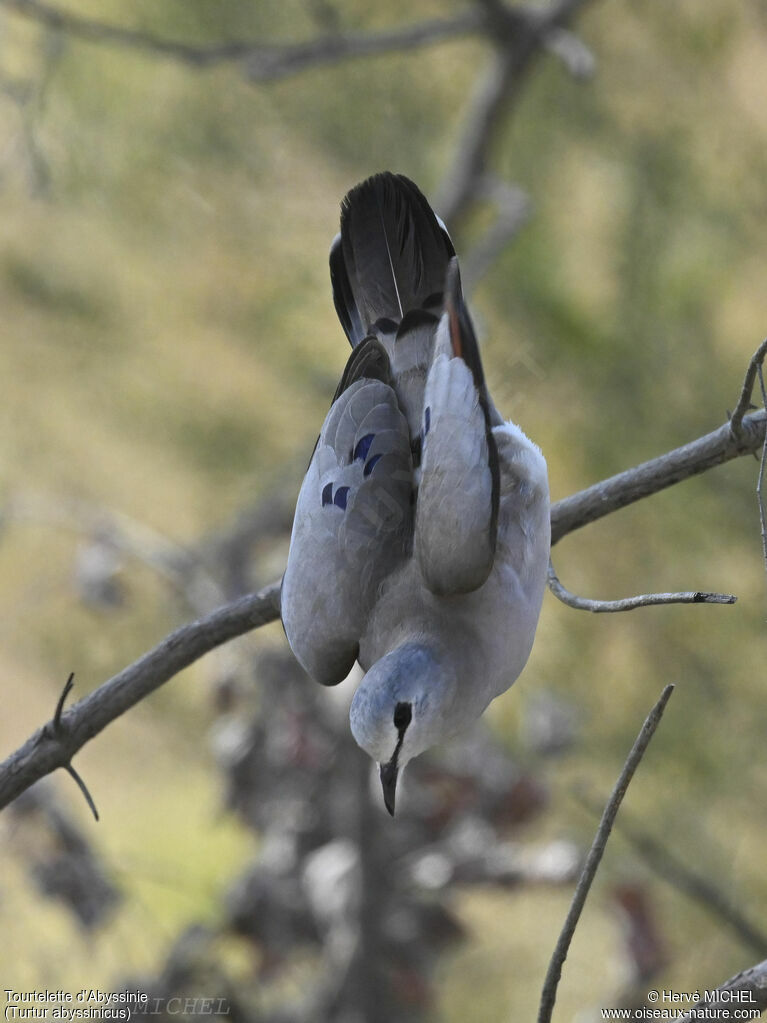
[0,0,766,1018]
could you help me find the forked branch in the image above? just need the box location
[0,350,765,813]
[729,337,767,439]
[0,0,589,83]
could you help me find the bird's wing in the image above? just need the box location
[282,339,413,686]
[415,261,501,596]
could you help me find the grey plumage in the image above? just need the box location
[282,172,550,814]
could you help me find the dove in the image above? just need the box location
[281,173,550,815]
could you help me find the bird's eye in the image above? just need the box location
[393,701,412,731]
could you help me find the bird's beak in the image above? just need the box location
[379,760,399,817]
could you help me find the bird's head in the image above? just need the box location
[349,642,456,816]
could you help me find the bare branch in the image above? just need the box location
[0,0,599,88]
[729,337,767,438]
[0,0,484,76]
[0,0,598,275]
[678,960,767,1022]
[0,583,280,812]
[437,0,599,225]
[756,363,767,582]
[63,764,99,822]
[537,685,674,1023]
[243,12,484,83]
[44,673,100,821]
[436,45,524,226]
[551,410,767,545]
[51,671,75,732]
[0,400,764,812]
[728,338,767,584]
[547,560,736,613]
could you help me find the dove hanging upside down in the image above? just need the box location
[281,173,550,815]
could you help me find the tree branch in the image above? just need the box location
[437,0,599,225]
[547,560,736,613]
[729,337,767,438]
[0,0,598,87]
[537,685,674,1023]
[0,0,598,274]
[0,391,764,812]
[756,363,767,581]
[41,673,101,821]
[243,12,483,83]
[0,0,484,78]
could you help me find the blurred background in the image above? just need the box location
[1,0,766,1019]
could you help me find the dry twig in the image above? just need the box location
[547,561,736,613]
[0,398,765,813]
[0,0,589,83]
[44,674,99,821]
[756,361,767,581]
[437,0,598,225]
[729,337,767,439]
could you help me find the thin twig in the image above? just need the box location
[64,764,99,822]
[0,402,765,812]
[52,671,74,731]
[437,44,525,225]
[575,793,767,958]
[729,337,767,438]
[437,0,599,225]
[677,959,767,1022]
[0,0,482,75]
[0,0,597,86]
[727,338,767,586]
[44,673,100,821]
[537,685,674,1023]
[547,561,736,613]
[757,363,767,582]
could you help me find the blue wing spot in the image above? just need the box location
[333,486,350,510]
[321,482,333,507]
[363,454,383,478]
[353,433,375,462]
[424,406,431,436]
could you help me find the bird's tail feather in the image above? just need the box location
[331,172,455,347]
